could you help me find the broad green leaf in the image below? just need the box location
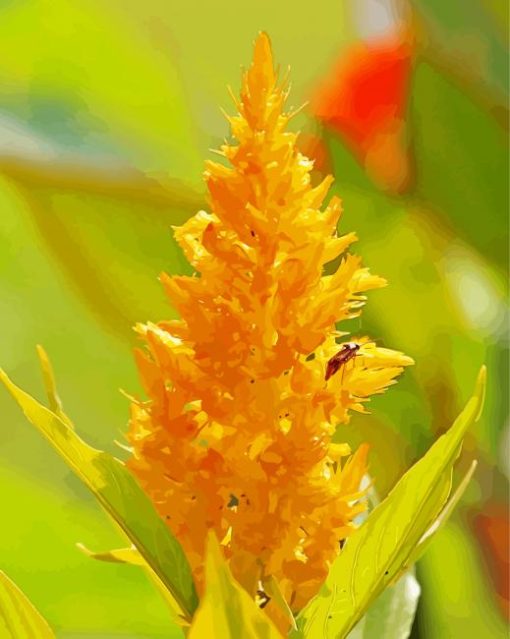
[383,456,478,589]
[345,490,420,639]
[188,535,282,639]
[0,363,198,623]
[347,571,420,639]
[295,366,485,639]
[0,571,55,639]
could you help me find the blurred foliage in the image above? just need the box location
[0,0,507,637]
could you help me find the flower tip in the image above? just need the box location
[252,31,275,81]
[133,322,147,336]
[255,30,272,53]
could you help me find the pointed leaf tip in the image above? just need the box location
[474,365,486,422]
[35,345,73,428]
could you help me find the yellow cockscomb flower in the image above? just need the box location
[126,32,413,622]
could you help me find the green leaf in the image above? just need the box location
[343,487,421,639]
[0,361,199,623]
[188,535,282,639]
[295,366,485,639]
[0,571,55,639]
[347,571,420,639]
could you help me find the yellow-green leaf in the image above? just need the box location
[188,535,283,639]
[296,367,485,639]
[0,363,198,623]
[0,571,55,639]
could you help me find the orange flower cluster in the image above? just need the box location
[126,33,412,616]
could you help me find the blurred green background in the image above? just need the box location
[0,0,508,637]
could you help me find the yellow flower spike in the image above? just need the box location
[126,32,413,627]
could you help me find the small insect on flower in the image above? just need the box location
[255,584,271,609]
[325,342,360,381]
